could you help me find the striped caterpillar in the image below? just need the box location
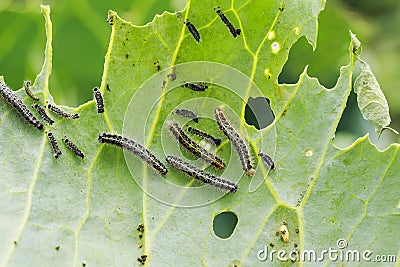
[166,155,237,193]
[214,108,255,176]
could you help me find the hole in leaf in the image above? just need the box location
[278,37,311,85]
[279,1,350,89]
[335,92,366,148]
[213,211,238,239]
[245,97,275,130]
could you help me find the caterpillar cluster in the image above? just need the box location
[0,81,89,158]
[1,79,273,194]
[1,7,282,198]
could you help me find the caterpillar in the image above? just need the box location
[174,109,198,123]
[32,103,54,125]
[0,81,43,130]
[184,20,200,42]
[63,137,84,158]
[93,87,104,113]
[47,103,79,119]
[183,82,208,92]
[98,133,167,175]
[214,108,255,176]
[214,7,241,38]
[23,80,39,101]
[187,126,221,146]
[46,131,62,159]
[258,151,274,170]
[165,121,225,169]
[166,155,237,193]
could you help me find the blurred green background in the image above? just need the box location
[0,0,399,148]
